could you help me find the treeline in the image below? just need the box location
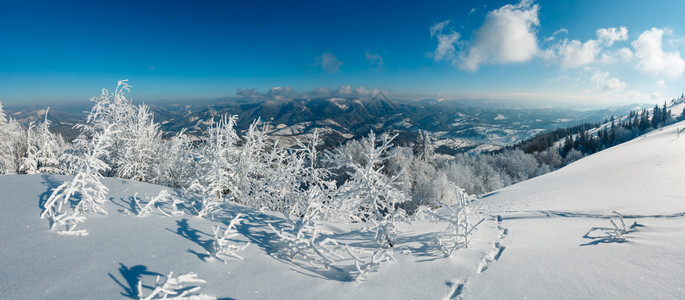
[395,97,685,196]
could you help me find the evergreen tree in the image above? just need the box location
[662,102,670,123]
[652,104,661,128]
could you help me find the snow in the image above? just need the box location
[1,121,685,298]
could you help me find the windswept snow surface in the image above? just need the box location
[1,121,685,299]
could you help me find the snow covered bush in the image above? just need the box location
[19,122,39,174]
[35,109,67,174]
[156,129,196,189]
[138,271,215,300]
[40,125,116,235]
[134,190,176,217]
[585,211,630,243]
[327,131,408,248]
[211,213,250,262]
[421,184,484,256]
[0,114,28,174]
[117,103,161,182]
[269,218,396,280]
[186,114,240,217]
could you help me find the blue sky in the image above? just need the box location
[1,0,685,106]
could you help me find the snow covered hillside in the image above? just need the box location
[1,121,684,299]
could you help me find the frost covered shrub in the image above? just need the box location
[19,122,38,174]
[185,114,240,217]
[156,130,196,189]
[138,271,215,300]
[327,131,408,247]
[212,213,250,262]
[0,114,28,174]
[17,109,66,174]
[41,125,117,235]
[117,104,161,182]
[35,109,67,174]
[73,80,162,182]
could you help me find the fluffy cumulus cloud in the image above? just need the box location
[596,27,628,46]
[632,28,685,79]
[430,0,540,71]
[316,52,343,73]
[590,71,626,92]
[460,0,540,71]
[545,27,629,68]
[549,39,601,68]
[365,51,384,70]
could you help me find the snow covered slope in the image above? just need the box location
[468,120,685,298]
[1,121,684,299]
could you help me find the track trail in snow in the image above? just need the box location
[496,210,685,221]
[443,280,465,300]
[477,215,508,274]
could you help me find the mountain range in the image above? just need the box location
[5,96,643,153]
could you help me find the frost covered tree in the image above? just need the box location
[41,125,117,235]
[0,101,11,173]
[35,109,66,174]
[0,101,6,125]
[287,130,337,219]
[19,122,39,174]
[0,117,27,174]
[413,129,434,162]
[328,131,407,248]
[186,114,240,217]
[75,80,137,175]
[156,129,196,189]
[117,104,161,182]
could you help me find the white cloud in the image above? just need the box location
[632,28,685,79]
[316,52,343,73]
[237,88,260,97]
[656,80,666,87]
[591,71,626,92]
[430,20,450,37]
[459,0,540,71]
[433,31,460,63]
[354,86,385,97]
[365,51,384,70]
[596,26,628,46]
[267,86,298,100]
[335,85,352,96]
[311,87,331,97]
[545,27,629,68]
[546,28,568,42]
[550,39,601,68]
